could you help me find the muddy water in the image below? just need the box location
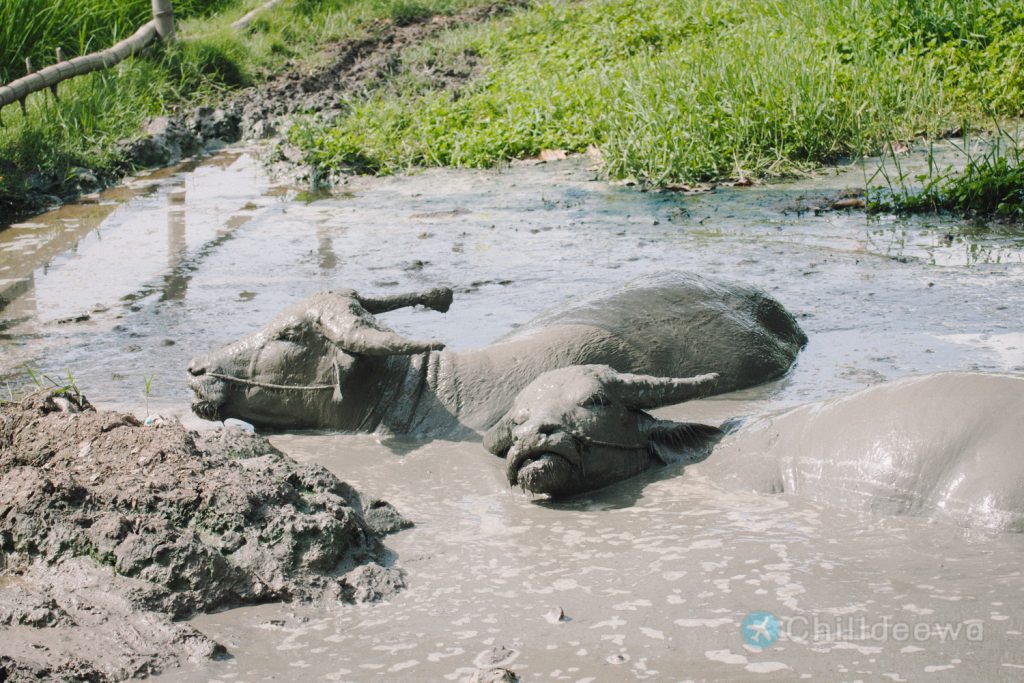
[2,142,1024,680]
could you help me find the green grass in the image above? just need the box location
[0,0,237,84]
[0,0,483,219]
[867,128,1024,220]
[294,0,1024,186]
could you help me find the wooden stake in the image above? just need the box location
[25,57,32,74]
[50,48,63,98]
[151,0,175,42]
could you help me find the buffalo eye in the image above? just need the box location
[580,393,611,408]
[277,326,304,342]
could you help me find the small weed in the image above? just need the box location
[8,365,88,407]
[64,368,79,394]
[867,126,1024,221]
[389,0,436,26]
[24,364,43,388]
[143,373,156,417]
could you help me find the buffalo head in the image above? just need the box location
[188,287,453,429]
[483,365,722,498]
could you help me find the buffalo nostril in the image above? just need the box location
[187,359,207,377]
[516,421,559,438]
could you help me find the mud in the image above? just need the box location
[0,388,405,680]
[2,144,1024,679]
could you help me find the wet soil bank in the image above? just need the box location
[0,0,523,225]
[0,388,407,680]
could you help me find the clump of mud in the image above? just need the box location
[0,389,408,681]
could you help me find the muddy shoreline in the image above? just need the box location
[0,1,524,226]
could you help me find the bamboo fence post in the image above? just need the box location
[151,0,176,42]
[0,22,159,113]
[50,49,63,99]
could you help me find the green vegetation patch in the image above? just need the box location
[868,131,1024,221]
[295,0,1024,186]
[0,0,236,83]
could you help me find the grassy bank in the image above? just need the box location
[0,0,481,220]
[295,0,1024,187]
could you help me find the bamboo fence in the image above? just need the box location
[231,0,286,30]
[0,0,284,118]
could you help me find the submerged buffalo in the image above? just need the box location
[483,365,724,497]
[494,366,1024,531]
[697,371,1024,531]
[188,273,807,436]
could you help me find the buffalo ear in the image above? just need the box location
[316,290,446,356]
[483,415,514,457]
[645,420,722,465]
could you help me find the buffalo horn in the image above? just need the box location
[607,371,719,409]
[318,291,446,355]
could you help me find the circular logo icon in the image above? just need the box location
[741,611,780,649]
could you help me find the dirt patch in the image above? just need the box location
[233,1,520,133]
[119,1,524,178]
[0,389,408,680]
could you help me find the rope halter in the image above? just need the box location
[206,360,343,402]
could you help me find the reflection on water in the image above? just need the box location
[2,146,1024,408]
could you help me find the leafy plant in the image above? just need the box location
[11,365,88,407]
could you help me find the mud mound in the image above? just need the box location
[0,389,408,680]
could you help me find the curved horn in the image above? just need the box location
[483,414,514,456]
[607,371,719,409]
[359,287,454,314]
[317,291,446,355]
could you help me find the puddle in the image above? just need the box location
[1,142,1023,680]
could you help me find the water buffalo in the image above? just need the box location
[188,273,807,436]
[493,366,1024,531]
[697,371,1024,531]
[483,364,724,496]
